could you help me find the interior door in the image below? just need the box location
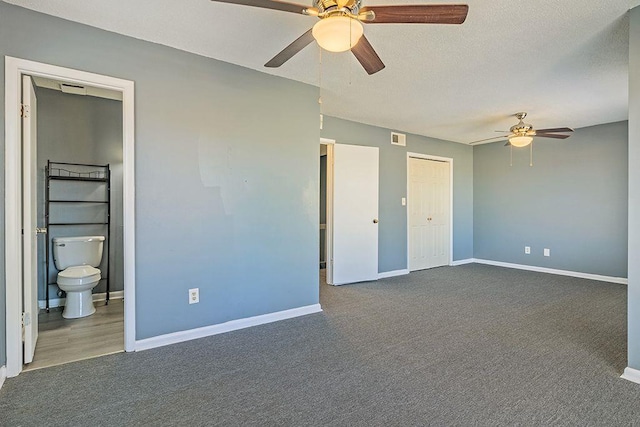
[408,158,450,271]
[331,143,379,285]
[22,75,39,364]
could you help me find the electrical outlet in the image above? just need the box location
[544,248,550,257]
[189,288,199,304]
[524,246,531,255]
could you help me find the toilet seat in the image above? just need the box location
[57,266,101,287]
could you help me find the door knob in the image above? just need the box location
[373,219,379,224]
[35,227,47,234]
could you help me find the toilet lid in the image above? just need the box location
[59,266,101,279]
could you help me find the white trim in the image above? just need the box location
[135,304,323,351]
[450,258,474,266]
[0,366,6,390]
[406,152,454,271]
[4,57,136,378]
[472,259,628,285]
[378,269,410,279]
[621,367,640,384]
[38,291,125,310]
[5,57,23,378]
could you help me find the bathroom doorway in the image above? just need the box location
[4,57,136,378]
[319,142,327,288]
[320,144,327,271]
[22,77,125,371]
[320,139,334,287]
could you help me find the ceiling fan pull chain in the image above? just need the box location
[318,47,323,114]
[349,21,353,86]
[318,47,324,130]
[530,142,533,167]
[510,144,513,167]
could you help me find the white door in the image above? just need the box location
[408,157,450,271]
[331,144,379,285]
[22,75,39,364]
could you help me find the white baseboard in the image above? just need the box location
[621,367,640,384]
[135,303,323,351]
[0,365,6,390]
[378,269,410,279]
[472,259,628,285]
[38,291,124,309]
[451,258,474,266]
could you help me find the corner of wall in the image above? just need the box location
[621,366,640,385]
[0,365,7,390]
[628,2,640,370]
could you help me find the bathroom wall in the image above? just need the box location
[473,121,628,278]
[321,116,475,271]
[36,87,124,301]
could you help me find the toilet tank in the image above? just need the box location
[52,236,105,270]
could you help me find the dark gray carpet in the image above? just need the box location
[2,264,639,426]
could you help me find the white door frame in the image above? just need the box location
[4,57,136,377]
[320,138,334,285]
[406,152,454,269]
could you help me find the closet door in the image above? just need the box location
[408,157,450,271]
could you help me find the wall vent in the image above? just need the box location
[391,132,406,146]
[60,83,87,96]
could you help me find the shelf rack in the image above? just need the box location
[44,161,111,312]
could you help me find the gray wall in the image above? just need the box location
[0,1,633,370]
[628,5,640,369]
[473,121,628,278]
[321,116,475,271]
[0,1,320,361]
[36,87,124,300]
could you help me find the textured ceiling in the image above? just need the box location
[5,0,632,144]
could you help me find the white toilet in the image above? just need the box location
[52,235,105,319]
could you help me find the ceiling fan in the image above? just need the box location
[210,0,469,75]
[469,112,574,147]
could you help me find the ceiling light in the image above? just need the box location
[509,135,533,147]
[312,16,363,53]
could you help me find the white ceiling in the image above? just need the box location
[6,0,632,144]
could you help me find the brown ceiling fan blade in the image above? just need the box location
[210,0,311,15]
[536,127,574,134]
[469,135,509,145]
[351,35,385,75]
[535,133,571,140]
[360,4,469,24]
[265,29,315,68]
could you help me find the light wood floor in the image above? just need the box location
[24,299,124,371]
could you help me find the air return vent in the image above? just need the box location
[60,83,87,96]
[391,132,406,146]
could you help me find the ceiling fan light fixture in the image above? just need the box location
[312,16,364,52]
[509,135,533,147]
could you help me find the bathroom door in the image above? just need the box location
[331,143,379,285]
[22,75,39,364]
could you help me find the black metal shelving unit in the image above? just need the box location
[44,161,111,312]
